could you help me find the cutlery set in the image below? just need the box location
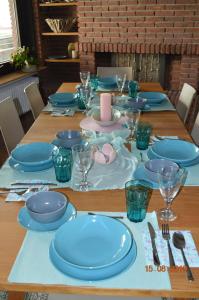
[147,222,194,281]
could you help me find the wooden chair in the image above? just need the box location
[0,127,9,167]
[176,83,196,123]
[191,110,199,146]
[97,67,133,80]
[0,97,24,152]
[24,82,45,120]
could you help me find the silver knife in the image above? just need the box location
[11,182,57,186]
[147,222,161,266]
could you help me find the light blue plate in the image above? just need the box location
[50,236,137,280]
[138,92,167,104]
[49,93,75,105]
[151,139,199,163]
[147,147,199,167]
[134,164,158,189]
[11,143,55,167]
[54,215,132,269]
[9,157,53,172]
[18,202,76,231]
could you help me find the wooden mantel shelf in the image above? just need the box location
[42,32,79,36]
[0,67,46,87]
[39,2,78,6]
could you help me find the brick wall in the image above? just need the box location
[78,0,199,54]
[77,0,199,91]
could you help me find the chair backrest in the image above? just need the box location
[191,110,199,146]
[24,82,44,119]
[176,83,196,122]
[0,97,24,152]
[97,67,133,80]
[0,127,9,167]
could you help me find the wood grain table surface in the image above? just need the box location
[0,82,199,298]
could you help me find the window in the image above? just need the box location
[0,0,20,64]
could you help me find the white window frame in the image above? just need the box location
[0,0,20,64]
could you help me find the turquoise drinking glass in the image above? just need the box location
[52,147,72,182]
[90,74,99,91]
[128,81,138,99]
[136,122,152,150]
[125,180,152,222]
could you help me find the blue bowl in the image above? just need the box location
[49,234,137,280]
[144,159,179,183]
[54,215,132,269]
[98,77,117,89]
[56,130,82,149]
[11,143,56,167]
[49,93,75,105]
[26,191,68,223]
[152,139,199,163]
[138,92,167,104]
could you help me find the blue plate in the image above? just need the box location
[9,157,53,172]
[18,202,76,231]
[11,143,55,167]
[54,215,132,269]
[147,147,199,167]
[134,164,158,189]
[50,235,137,280]
[138,92,167,104]
[151,139,199,163]
[98,77,117,89]
[49,93,75,105]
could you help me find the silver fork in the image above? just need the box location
[162,224,176,267]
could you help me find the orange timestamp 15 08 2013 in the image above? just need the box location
[145,265,188,272]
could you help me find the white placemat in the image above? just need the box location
[8,211,171,291]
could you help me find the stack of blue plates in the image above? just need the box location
[148,139,199,167]
[49,215,137,280]
[48,93,76,107]
[10,142,56,172]
[97,77,117,89]
[138,92,167,106]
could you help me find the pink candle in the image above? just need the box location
[100,93,112,121]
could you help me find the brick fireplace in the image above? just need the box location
[77,0,199,92]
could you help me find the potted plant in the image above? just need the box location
[11,46,37,72]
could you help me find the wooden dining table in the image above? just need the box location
[0,82,199,299]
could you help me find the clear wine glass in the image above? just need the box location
[80,71,90,87]
[125,109,141,142]
[158,166,187,221]
[72,144,94,191]
[116,74,126,96]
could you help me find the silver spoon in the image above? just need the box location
[173,232,194,281]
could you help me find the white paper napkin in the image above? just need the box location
[143,230,199,267]
[5,185,49,202]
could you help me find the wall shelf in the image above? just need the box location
[45,58,80,63]
[42,32,79,36]
[39,2,78,7]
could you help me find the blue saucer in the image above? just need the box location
[9,157,53,172]
[50,101,77,108]
[133,164,158,189]
[18,202,77,231]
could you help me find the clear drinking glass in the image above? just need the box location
[158,166,187,221]
[80,71,90,87]
[72,144,94,191]
[116,74,126,96]
[78,86,92,114]
[125,109,141,142]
